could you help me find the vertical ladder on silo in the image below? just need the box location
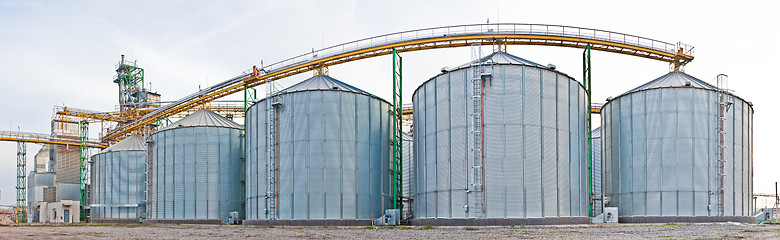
[715,74,732,216]
[266,83,281,219]
[469,44,490,217]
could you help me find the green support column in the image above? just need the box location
[16,140,27,223]
[243,85,256,218]
[583,44,593,218]
[79,120,89,221]
[391,48,403,214]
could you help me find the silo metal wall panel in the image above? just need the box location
[592,130,601,215]
[412,63,588,219]
[401,135,413,218]
[245,90,392,220]
[602,86,753,217]
[149,126,243,220]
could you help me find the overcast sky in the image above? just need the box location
[0,1,777,208]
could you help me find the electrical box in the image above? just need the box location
[375,209,400,226]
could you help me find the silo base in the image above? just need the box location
[618,216,756,224]
[91,218,141,224]
[407,217,591,226]
[243,219,374,226]
[143,219,225,225]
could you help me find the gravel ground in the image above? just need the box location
[2,222,779,239]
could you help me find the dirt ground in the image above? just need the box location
[1,222,779,239]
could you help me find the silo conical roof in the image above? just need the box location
[282,74,372,95]
[160,109,243,131]
[454,51,547,69]
[618,71,717,97]
[99,135,146,153]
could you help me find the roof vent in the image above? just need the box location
[684,80,692,87]
[607,96,614,101]
[441,67,450,73]
[547,64,556,70]
[332,86,339,90]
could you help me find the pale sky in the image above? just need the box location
[0,1,777,207]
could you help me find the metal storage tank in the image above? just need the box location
[592,127,602,215]
[411,51,589,224]
[148,109,244,222]
[90,135,147,222]
[601,71,754,223]
[245,74,392,224]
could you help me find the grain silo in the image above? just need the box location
[147,109,244,223]
[411,51,590,225]
[601,71,754,223]
[244,74,392,225]
[90,135,147,222]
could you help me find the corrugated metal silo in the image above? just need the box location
[148,109,244,222]
[90,135,147,222]
[601,71,754,223]
[245,74,392,224]
[411,51,590,224]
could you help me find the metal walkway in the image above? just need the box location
[103,23,695,142]
[0,130,107,148]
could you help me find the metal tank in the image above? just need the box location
[245,74,392,223]
[412,51,589,224]
[601,71,754,223]
[148,109,244,222]
[90,135,147,221]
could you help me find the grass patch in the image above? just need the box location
[660,223,678,227]
[421,225,435,230]
[401,226,413,230]
[511,224,526,230]
[464,227,478,231]
[363,226,375,229]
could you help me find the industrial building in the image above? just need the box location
[244,74,393,225]
[147,109,244,223]
[90,135,147,223]
[601,71,754,223]
[410,51,590,225]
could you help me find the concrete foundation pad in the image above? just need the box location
[143,219,224,225]
[408,217,591,226]
[243,219,374,226]
[92,218,141,224]
[619,216,757,224]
